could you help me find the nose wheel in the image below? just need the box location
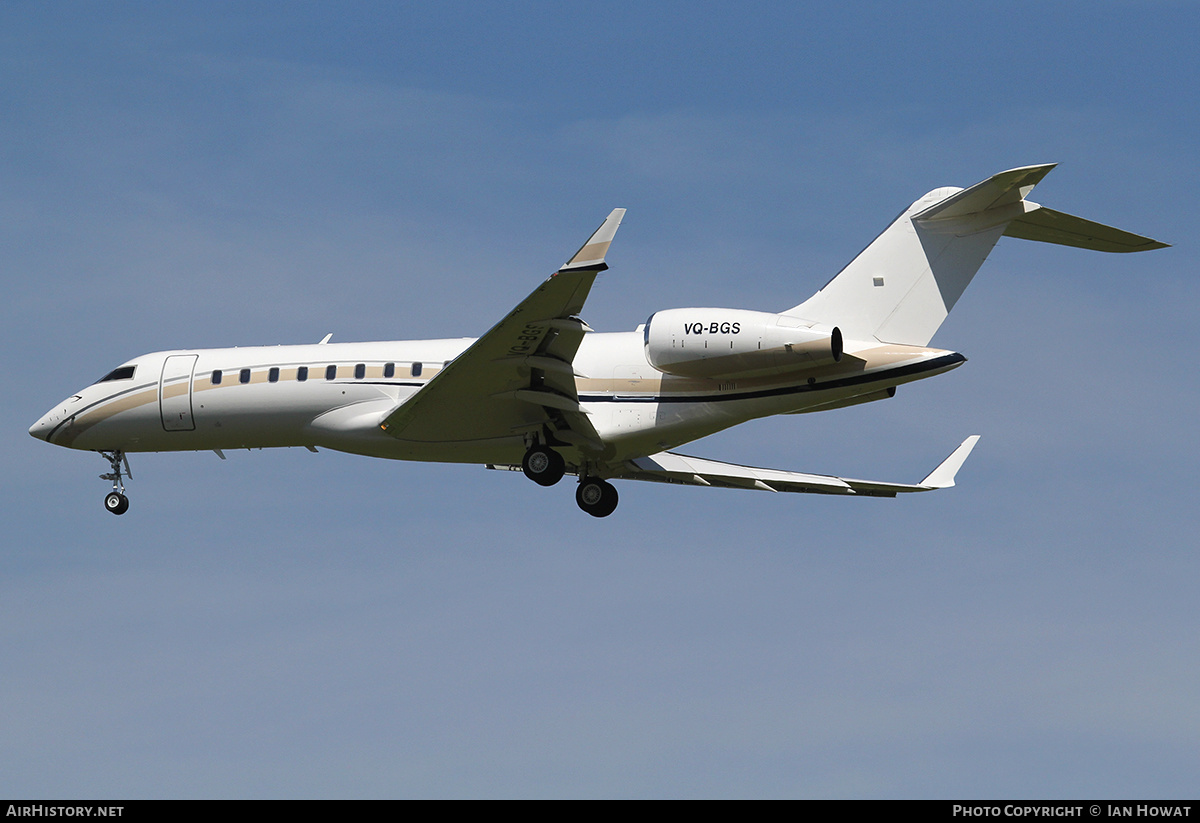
[99,450,132,515]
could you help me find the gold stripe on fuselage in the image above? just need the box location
[56,386,158,447]
[59,343,945,450]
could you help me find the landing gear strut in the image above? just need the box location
[576,477,619,518]
[522,445,565,487]
[99,450,131,515]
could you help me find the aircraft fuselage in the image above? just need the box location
[30,331,962,466]
[31,165,1164,517]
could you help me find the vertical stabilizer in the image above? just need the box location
[788,165,1088,346]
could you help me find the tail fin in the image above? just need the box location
[788,165,1167,346]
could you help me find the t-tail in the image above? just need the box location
[789,164,1168,346]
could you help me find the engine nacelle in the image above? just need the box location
[644,308,842,378]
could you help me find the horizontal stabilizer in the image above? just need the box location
[1003,206,1169,252]
[913,164,1056,222]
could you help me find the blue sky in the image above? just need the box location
[3,1,1197,798]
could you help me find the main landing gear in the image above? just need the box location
[576,477,618,518]
[522,444,565,486]
[99,450,131,515]
[520,444,619,517]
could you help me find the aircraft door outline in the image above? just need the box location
[160,354,198,432]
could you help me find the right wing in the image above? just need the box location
[614,436,981,497]
[380,209,625,453]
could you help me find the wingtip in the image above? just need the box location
[560,209,627,271]
[920,435,981,489]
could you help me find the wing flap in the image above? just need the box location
[616,437,981,497]
[627,451,855,494]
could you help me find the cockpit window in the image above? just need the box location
[96,365,136,383]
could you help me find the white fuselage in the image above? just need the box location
[30,329,964,469]
[28,166,1164,517]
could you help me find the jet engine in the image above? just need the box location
[643,309,842,378]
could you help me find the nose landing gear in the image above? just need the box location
[99,450,131,515]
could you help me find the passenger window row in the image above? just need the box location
[209,362,425,385]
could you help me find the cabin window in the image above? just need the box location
[325,365,337,380]
[268,367,280,383]
[211,370,222,385]
[354,363,365,379]
[239,368,251,384]
[96,365,136,384]
[411,362,423,377]
[297,366,308,382]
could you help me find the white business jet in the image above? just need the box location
[30,165,1166,517]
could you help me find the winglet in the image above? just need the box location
[559,208,626,272]
[920,435,981,488]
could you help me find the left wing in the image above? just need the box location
[613,436,981,497]
[380,209,625,452]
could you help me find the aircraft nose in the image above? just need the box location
[31,395,85,444]
[29,413,54,441]
[30,404,69,443]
